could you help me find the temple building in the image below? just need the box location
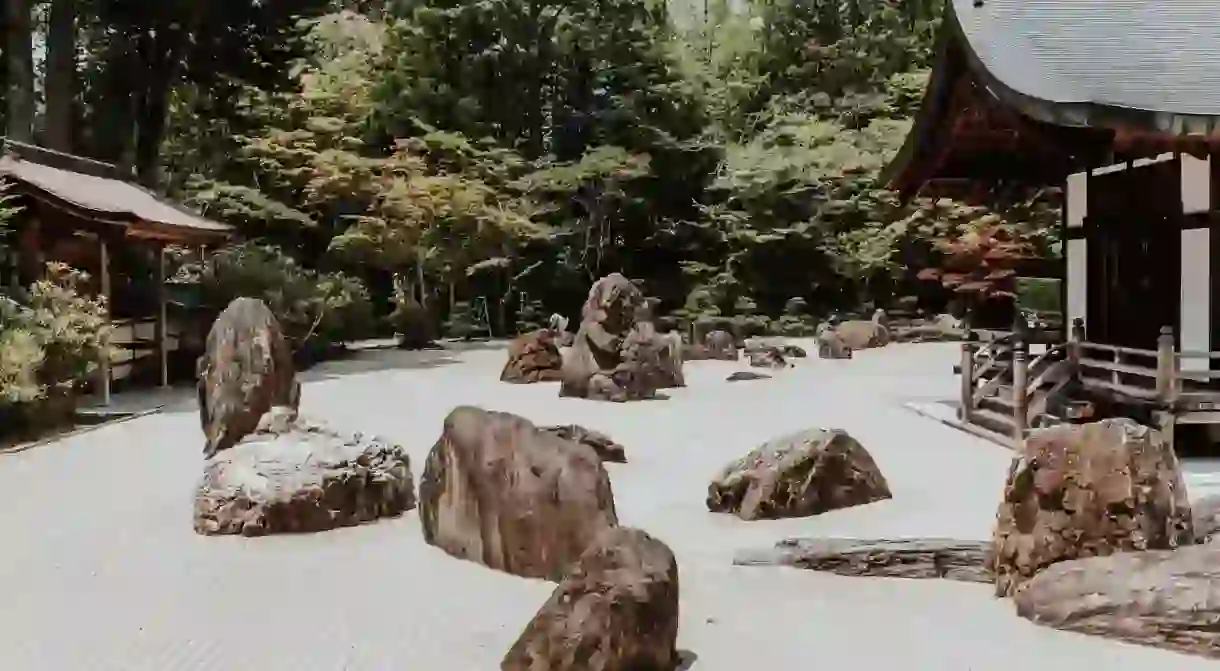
[886,0,1220,449]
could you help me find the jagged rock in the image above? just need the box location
[197,297,300,458]
[989,418,1194,597]
[1015,545,1220,659]
[541,424,627,463]
[834,320,889,349]
[748,346,787,368]
[781,344,807,358]
[703,329,738,360]
[419,406,619,580]
[502,527,680,671]
[1193,494,1220,543]
[623,323,684,390]
[816,323,852,359]
[560,274,659,402]
[734,537,992,583]
[193,407,415,536]
[501,329,564,383]
[708,428,892,521]
[727,371,770,382]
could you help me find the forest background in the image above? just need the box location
[0,0,1060,370]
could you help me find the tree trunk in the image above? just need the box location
[4,0,35,143]
[44,0,77,153]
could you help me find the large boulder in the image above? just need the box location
[501,329,564,383]
[708,428,892,521]
[703,329,738,360]
[1015,546,1220,659]
[541,424,627,463]
[834,320,889,350]
[419,406,619,580]
[621,321,684,391]
[816,323,852,359]
[560,274,657,401]
[989,418,1194,597]
[197,297,300,458]
[194,407,416,536]
[502,527,680,671]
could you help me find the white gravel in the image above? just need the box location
[0,340,1215,670]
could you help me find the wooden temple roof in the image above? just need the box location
[0,139,231,245]
[885,0,1220,197]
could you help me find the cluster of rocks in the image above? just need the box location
[418,405,681,669]
[733,417,1220,659]
[195,305,674,668]
[194,298,416,536]
[560,273,684,402]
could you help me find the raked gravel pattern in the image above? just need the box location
[1,341,1217,670]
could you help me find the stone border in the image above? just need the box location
[0,406,164,456]
[902,400,1014,450]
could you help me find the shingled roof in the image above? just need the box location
[0,139,231,244]
[883,0,1220,194]
[951,0,1220,132]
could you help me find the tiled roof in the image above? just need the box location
[953,0,1220,118]
[0,152,230,239]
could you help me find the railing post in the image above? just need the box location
[1012,336,1029,444]
[1156,325,1176,406]
[1068,317,1084,374]
[960,337,977,423]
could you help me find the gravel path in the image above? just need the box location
[0,341,1215,670]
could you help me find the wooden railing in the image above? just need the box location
[961,319,1220,448]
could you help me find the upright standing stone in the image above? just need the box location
[989,418,1193,596]
[419,406,619,580]
[502,527,680,671]
[197,297,299,457]
[560,274,661,401]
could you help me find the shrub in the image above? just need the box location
[175,242,375,356]
[0,263,113,436]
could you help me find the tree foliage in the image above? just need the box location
[2,0,1064,348]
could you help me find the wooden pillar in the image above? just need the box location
[959,339,977,423]
[155,243,168,388]
[1156,325,1177,405]
[97,237,112,405]
[1012,337,1029,444]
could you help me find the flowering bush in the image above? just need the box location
[0,263,113,435]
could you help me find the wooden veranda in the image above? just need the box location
[0,138,232,405]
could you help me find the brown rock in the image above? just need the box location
[419,406,619,580]
[541,424,627,463]
[747,346,786,368]
[502,527,680,671]
[708,428,892,521]
[734,537,992,583]
[781,344,807,358]
[1194,494,1220,543]
[989,418,1194,597]
[703,329,738,360]
[621,322,684,391]
[560,274,656,401]
[197,297,300,458]
[834,320,889,349]
[1015,545,1220,659]
[194,407,415,536]
[501,329,564,383]
[816,324,852,359]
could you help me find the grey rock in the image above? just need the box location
[734,537,992,583]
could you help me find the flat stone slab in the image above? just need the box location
[734,537,993,583]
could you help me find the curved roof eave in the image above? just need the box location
[948,0,1220,136]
